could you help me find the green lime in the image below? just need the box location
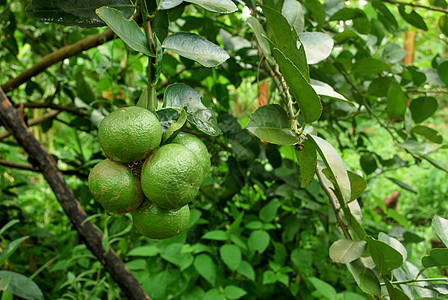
[133,201,190,239]
[98,106,162,163]
[141,143,202,209]
[88,159,144,214]
[171,132,211,184]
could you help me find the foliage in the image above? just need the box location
[1,0,448,299]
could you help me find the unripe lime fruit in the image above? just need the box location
[171,132,211,184]
[98,106,162,163]
[88,159,144,214]
[141,143,202,209]
[133,201,190,239]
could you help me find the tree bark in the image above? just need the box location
[0,88,149,300]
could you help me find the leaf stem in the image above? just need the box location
[381,277,448,286]
[140,2,156,112]
[376,0,448,14]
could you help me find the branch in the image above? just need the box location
[0,109,60,141]
[1,28,115,93]
[316,167,352,240]
[378,0,448,14]
[0,88,149,300]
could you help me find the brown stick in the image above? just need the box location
[378,0,448,14]
[1,29,115,93]
[0,109,60,140]
[0,88,149,300]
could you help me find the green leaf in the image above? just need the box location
[439,15,448,36]
[186,0,237,13]
[387,79,407,120]
[371,0,398,31]
[433,215,448,247]
[96,7,153,57]
[329,240,367,264]
[352,58,391,74]
[127,245,159,257]
[329,7,365,21]
[308,135,351,203]
[378,232,407,261]
[261,5,309,80]
[348,259,381,295]
[260,200,279,222]
[310,80,349,103]
[246,104,299,145]
[236,260,255,281]
[159,0,183,10]
[164,83,222,136]
[152,33,164,85]
[162,109,187,143]
[0,220,19,236]
[360,153,378,175]
[194,254,216,285]
[437,61,448,86]
[298,32,334,65]
[282,0,305,33]
[410,96,438,123]
[398,5,428,31]
[304,0,326,27]
[296,139,317,188]
[26,0,134,28]
[368,77,392,97]
[220,244,241,271]
[246,17,273,64]
[384,279,410,300]
[156,108,181,132]
[348,171,367,201]
[224,285,247,299]
[307,277,337,298]
[202,230,228,241]
[248,230,270,254]
[0,237,28,268]
[203,288,225,300]
[162,32,229,67]
[366,236,403,275]
[422,248,448,267]
[0,271,43,300]
[382,42,406,64]
[76,72,95,104]
[273,49,322,123]
[411,125,443,144]
[387,177,417,194]
[263,270,277,284]
[421,155,448,173]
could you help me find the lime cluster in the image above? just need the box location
[87,106,210,239]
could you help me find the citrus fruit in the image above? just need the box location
[88,159,144,214]
[140,143,202,209]
[171,132,211,184]
[98,106,162,163]
[133,201,190,239]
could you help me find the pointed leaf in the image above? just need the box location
[352,58,391,74]
[282,0,305,33]
[224,285,247,299]
[412,125,443,144]
[433,215,448,248]
[261,5,309,80]
[384,279,411,300]
[307,277,337,298]
[410,96,438,123]
[378,232,407,261]
[248,230,270,254]
[329,240,367,264]
[439,15,448,36]
[96,7,153,57]
[0,237,28,268]
[387,177,417,194]
[162,32,229,67]
[0,271,43,300]
[348,259,381,295]
[186,0,237,13]
[26,0,134,28]
[422,155,448,173]
[194,254,216,285]
[310,80,349,103]
[398,5,428,31]
[164,83,222,136]
[308,135,351,203]
[348,171,366,201]
[246,17,273,64]
[366,236,403,275]
[127,246,159,257]
[202,230,228,241]
[274,49,322,123]
[437,61,448,86]
[387,79,407,120]
[236,260,255,281]
[246,104,299,145]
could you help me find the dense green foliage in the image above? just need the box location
[1,0,448,299]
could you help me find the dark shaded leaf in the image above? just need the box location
[410,97,438,123]
[411,125,443,144]
[26,0,134,28]
[387,177,417,194]
[194,254,216,285]
[348,171,367,201]
[398,5,428,31]
[422,249,448,267]
[295,139,317,188]
[0,271,43,300]
[348,259,381,295]
[366,236,403,275]
[387,79,406,120]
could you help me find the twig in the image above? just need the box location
[377,0,448,14]
[316,167,352,240]
[381,278,448,286]
[0,87,149,300]
[0,109,60,141]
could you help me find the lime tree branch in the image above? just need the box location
[316,167,352,240]
[0,87,150,300]
[377,0,448,14]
